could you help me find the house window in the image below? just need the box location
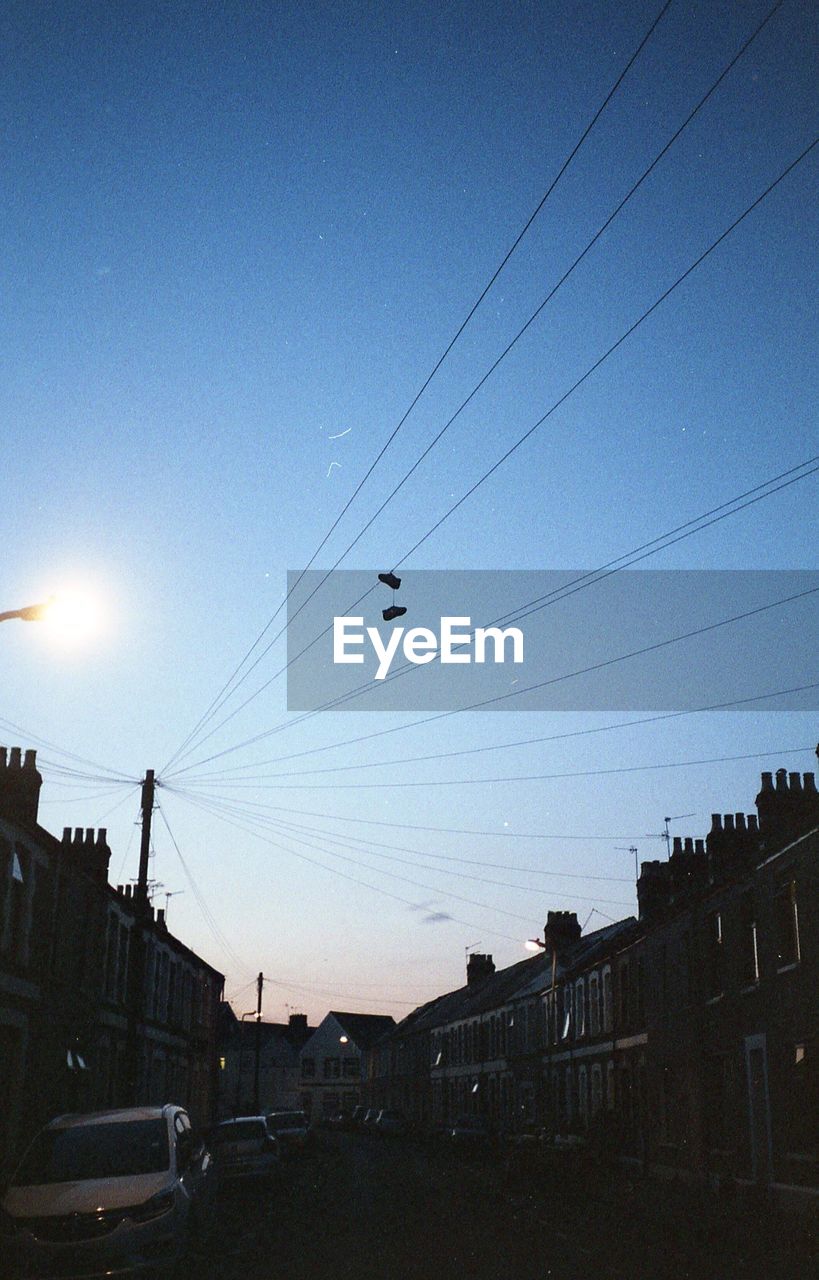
[705,911,724,998]
[618,960,630,1029]
[740,896,760,985]
[578,1066,588,1127]
[606,1061,615,1111]
[561,986,572,1040]
[602,966,613,1032]
[588,973,600,1036]
[323,1057,340,1079]
[636,957,645,1026]
[7,848,27,959]
[574,979,585,1039]
[302,1057,315,1078]
[591,1063,603,1115]
[774,881,800,968]
[342,1057,359,1078]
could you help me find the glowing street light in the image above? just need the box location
[0,589,102,645]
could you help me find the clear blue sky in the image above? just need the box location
[2,0,816,1022]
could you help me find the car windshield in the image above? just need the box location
[213,1121,266,1142]
[269,1113,305,1130]
[12,1119,170,1185]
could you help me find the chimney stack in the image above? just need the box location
[0,746,43,827]
[756,769,819,853]
[542,910,582,954]
[466,953,496,986]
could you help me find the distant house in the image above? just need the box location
[298,1011,395,1123]
[217,1005,313,1116]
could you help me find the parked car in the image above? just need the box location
[0,1104,213,1278]
[265,1111,310,1153]
[374,1109,408,1137]
[209,1116,280,1180]
[447,1115,491,1147]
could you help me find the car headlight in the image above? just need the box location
[130,1189,175,1223]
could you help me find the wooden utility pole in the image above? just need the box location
[253,971,263,1113]
[136,770,155,912]
[125,769,155,1103]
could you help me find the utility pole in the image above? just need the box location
[253,971,263,1114]
[126,769,155,1104]
[136,770,155,912]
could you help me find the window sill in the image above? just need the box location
[739,982,760,995]
[704,993,724,1006]
[776,961,800,975]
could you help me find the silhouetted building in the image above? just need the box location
[370,765,817,1204]
[0,746,223,1171]
[217,1006,314,1116]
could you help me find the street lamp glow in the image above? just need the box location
[41,587,102,646]
[525,939,545,952]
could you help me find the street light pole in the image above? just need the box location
[253,972,264,1114]
[0,599,53,624]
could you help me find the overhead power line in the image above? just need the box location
[173,682,819,783]
[156,801,254,977]
[159,791,649,842]
[170,573,819,777]
[171,0,786,766]
[167,135,819,775]
[172,787,551,945]
[161,0,674,774]
[178,745,813,793]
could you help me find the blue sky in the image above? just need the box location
[1,0,817,1021]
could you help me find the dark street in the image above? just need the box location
[181,1132,816,1280]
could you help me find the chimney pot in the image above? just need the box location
[710,814,722,830]
[0,748,7,768]
[10,748,21,769]
[23,749,37,769]
[683,837,694,854]
[775,769,788,790]
[73,827,84,843]
[804,773,817,794]
[788,772,802,791]
[735,814,746,831]
[672,836,683,855]
[760,771,773,790]
[694,839,705,855]
[62,827,71,843]
[747,815,758,832]
[723,814,735,831]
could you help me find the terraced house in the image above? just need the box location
[0,746,223,1171]
[369,764,817,1205]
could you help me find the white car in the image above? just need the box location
[209,1116,280,1179]
[0,1104,213,1277]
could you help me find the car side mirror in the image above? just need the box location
[177,1132,194,1171]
